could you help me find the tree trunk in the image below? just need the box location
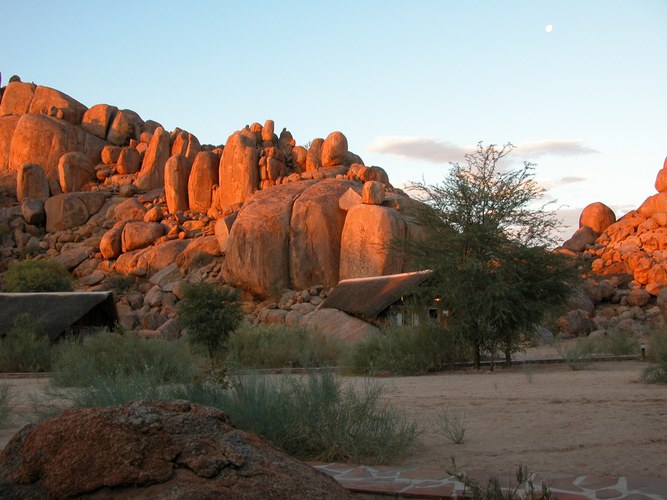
[504,346,512,367]
[473,345,481,370]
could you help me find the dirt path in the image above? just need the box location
[2,361,666,479]
[345,361,667,478]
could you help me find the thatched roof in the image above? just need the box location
[319,270,432,318]
[0,292,119,339]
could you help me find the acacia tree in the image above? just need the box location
[405,143,578,368]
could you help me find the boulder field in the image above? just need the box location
[2,75,667,342]
[0,76,419,339]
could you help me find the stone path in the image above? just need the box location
[312,463,667,499]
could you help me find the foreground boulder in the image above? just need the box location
[0,400,352,499]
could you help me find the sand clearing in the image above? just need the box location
[1,361,666,478]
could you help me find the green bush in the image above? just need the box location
[178,281,244,359]
[51,331,205,388]
[225,324,343,369]
[0,384,12,427]
[600,329,639,356]
[347,322,465,375]
[641,328,667,384]
[179,373,421,464]
[3,258,73,292]
[553,336,596,371]
[0,314,51,372]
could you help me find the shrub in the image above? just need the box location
[51,331,205,388]
[436,410,466,444]
[3,258,73,292]
[597,328,639,356]
[641,327,667,384]
[104,273,137,295]
[0,384,12,427]
[178,281,244,359]
[225,324,343,369]
[553,336,596,371]
[0,314,51,372]
[199,373,422,464]
[347,322,465,375]
[450,461,554,499]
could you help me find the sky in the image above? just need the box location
[2,0,666,243]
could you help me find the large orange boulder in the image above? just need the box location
[81,103,118,140]
[135,126,170,191]
[289,179,359,290]
[188,151,219,213]
[44,192,106,232]
[305,138,323,172]
[9,114,79,178]
[106,109,144,146]
[0,81,36,116]
[8,114,104,181]
[57,151,95,192]
[292,145,307,172]
[0,401,352,499]
[339,204,406,280]
[100,226,124,259]
[321,131,348,167]
[0,115,20,173]
[655,167,667,193]
[28,85,87,125]
[116,146,141,174]
[222,181,316,296]
[639,192,667,217]
[217,130,259,208]
[114,197,147,222]
[16,163,49,201]
[164,155,191,214]
[121,221,164,252]
[579,202,616,234]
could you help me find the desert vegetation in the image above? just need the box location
[641,327,667,383]
[2,258,73,293]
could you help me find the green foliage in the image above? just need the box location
[0,314,51,372]
[553,336,596,371]
[209,373,421,463]
[435,410,466,444]
[450,461,554,499]
[51,331,205,388]
[641,327,667,384]
[104,273,137,295]
[0,384,12,427]
[404,143,580,368]
[347,322,466,375]
[178,281,244,359]
[599,328,639,356]
[225,324,343,369]
[3,258,73,292]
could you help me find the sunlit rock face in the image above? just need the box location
[0,76,425,340]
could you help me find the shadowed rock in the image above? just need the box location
[0,400,352,499]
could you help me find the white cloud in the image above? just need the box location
[366,136,471,163]
[367,136,598,164]
[514,140,599,158]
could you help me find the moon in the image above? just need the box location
[545,24,553,33]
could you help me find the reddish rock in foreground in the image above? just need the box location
[0,400,352,499]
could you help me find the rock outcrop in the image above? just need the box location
[0,400,352,499]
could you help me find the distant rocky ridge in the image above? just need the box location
[559,157,667,337]
[0,76,420,339]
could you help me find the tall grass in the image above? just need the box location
[225,324,343,369]
[170,373,421,464]
[0,314,51,372]
[641,327,667,384]
[0,384,12,427]
[2,258,73,292]
[51,331,205,387]
[347,322,465,375]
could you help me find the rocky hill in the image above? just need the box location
[0,76,420,339]
[1,75,665,343]
[559,158,667,337]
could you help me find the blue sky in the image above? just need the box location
[3,0,666,241]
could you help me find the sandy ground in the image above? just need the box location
[1,359,666,479]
